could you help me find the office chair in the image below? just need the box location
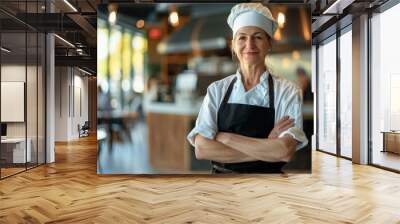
[79,121,90,138]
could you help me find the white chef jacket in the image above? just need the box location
[187,70,308,151]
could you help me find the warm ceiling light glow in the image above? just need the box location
[63,0,78,12]
[300,8,311,41]
[54,34,75,48]
[292,50,300,60]
[277,12,285,28]
[274,28,282,41]
[1,47,11,53]
[169,11,179,27]
[108,4,118,25]
[136,19,145,29]
[109,11,117,25]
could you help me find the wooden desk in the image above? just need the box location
[381,131,400,154]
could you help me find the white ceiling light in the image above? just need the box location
[78,67,92,76]
[168,11,179,27]
[1,47,11,53]
[107,4,118,25]
[63,0,78,12]
[109,11,117,25]
[323,0,354,15]
[54,34,75,48]
[277,12,285,28]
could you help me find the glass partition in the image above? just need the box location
[0,0,46,179]
[37,31,45,165]
[27,31,38,169]
[339,28,352,158]
[317,36,337,155]
[371,3,400,171]
[1,31,28,177]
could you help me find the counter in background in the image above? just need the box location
[143,100,202,117]
[143,99,208,172]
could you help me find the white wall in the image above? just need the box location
[1,65,31,137]
[55,67,69,141]
[1,65,26,81]
[55,67,89,141]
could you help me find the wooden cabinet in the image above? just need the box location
[147,112,195,171]
[382,131,400,154]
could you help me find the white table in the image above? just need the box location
[1,138,31,163]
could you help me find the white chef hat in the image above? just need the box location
[227,3,278,38]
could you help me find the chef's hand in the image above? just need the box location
[268,116,295,139]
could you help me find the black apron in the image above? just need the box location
[212,75,287,173]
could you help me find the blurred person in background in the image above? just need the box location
[187,3,308,173]
[296,67,313,146]
[296,67,313,102]
[98,85,112,112]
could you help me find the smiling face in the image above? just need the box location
[232,26,271,67]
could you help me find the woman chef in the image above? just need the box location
[187,3,308,173]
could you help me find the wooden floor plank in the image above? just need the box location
[0,135,400,223]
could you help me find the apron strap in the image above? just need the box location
[221,77,237,105]
[268,73,274,108]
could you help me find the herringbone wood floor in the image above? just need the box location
[1,135,400,223]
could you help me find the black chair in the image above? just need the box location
[79,121,90,138]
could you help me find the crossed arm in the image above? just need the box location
[194,117,299,163]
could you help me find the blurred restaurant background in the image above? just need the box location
[96,3,312,174]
